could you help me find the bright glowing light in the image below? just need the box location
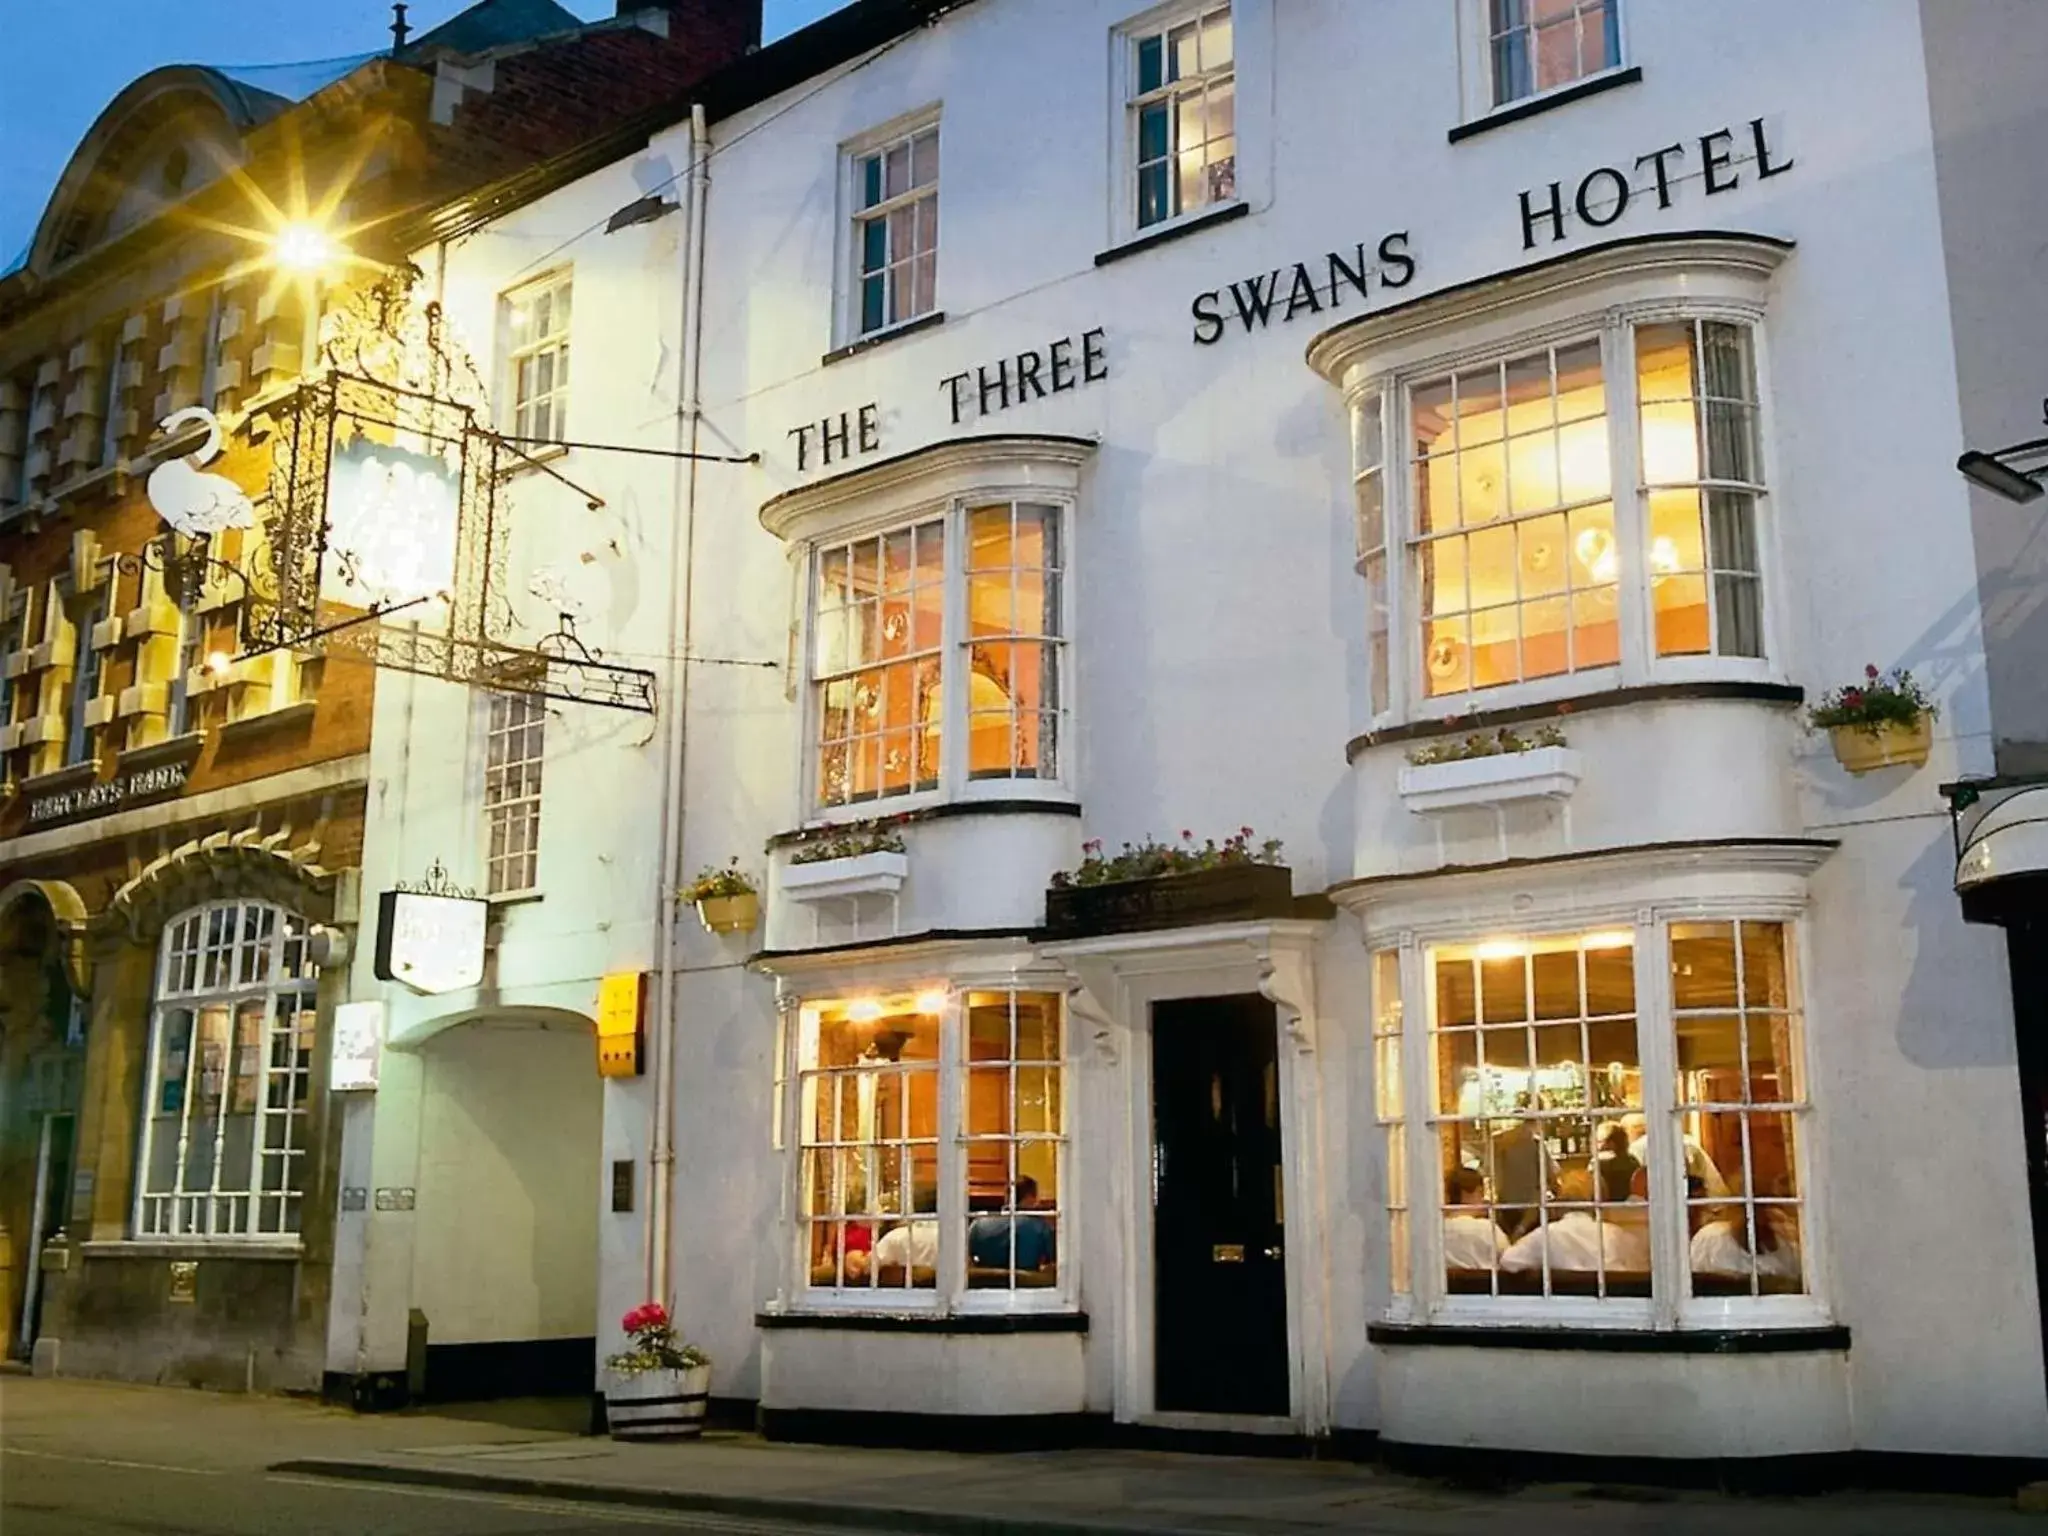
[1474,939,1525,962]
[272,222,338,272]
[914,989,948,1016]
[848,999,884,1024]
[1574,527,1619,585]
[323,439,460,613]
[1582,930,1634,951]
[204,650,233,678]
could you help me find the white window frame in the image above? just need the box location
[1117,0,1240,242]
[63,579,111,766]
[1458,0,1629,124]
[1362,855,1831,1335]
[1318,240,1793,734]
[483,690,547,897]
[802,496,1074,819]
[839,109,942,347]
[500,270,573,446]
[780,972,1074,1318]
[135,900,319,1241]
[165,609,206,738]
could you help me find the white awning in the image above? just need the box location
[1958,786,2048,891]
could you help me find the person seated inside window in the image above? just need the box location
[1690,1181,1802,1283]
[1623,1113,1729,1198]
[1442,1165,1508,1271]
[871,1184,940,1284]
[1593,1121,1642,1204]
[967,1175,1056,1282]
[1500,1168,1650,1275]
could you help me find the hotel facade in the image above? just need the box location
[330,0,2048,1471]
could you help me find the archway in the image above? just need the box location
[407,1011,602,1400]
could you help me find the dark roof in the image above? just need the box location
[407,0,587,55]
[389,0,975,253]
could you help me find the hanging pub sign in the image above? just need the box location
[374,866,488,996]
[322,436,462,614]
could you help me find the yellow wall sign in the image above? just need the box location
[596,972,645,1078]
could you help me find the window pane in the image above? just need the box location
[1137,33,1164,94]
[1202,7,1234,69]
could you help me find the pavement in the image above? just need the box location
[4,1374,2047,1535]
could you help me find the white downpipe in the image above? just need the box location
[649,102,713,1311]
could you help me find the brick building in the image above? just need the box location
[0,0,759,1391]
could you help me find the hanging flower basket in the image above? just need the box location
[681,859,760,935]
[605,1303,710,1441]
[1809,666,1936,776]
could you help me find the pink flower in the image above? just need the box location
[1180,829,1194,841]
[622,1302,669,1334]
[1865,664,1881,680]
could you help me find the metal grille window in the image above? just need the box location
[1429,932,1648,1300]
[138,902,317,1239]
[505,273,572,444]
[1129,3,1235,230]
[1636,321,1766,660]
[1672,921,1808,1297]
[64,584,110,764]
[1489,0,1620,107]
[812,503,1068,809]
[795,989,1067,1304]
[851,123,938,337]
[485,692,546,895]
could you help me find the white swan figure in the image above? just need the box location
[147,407,255,537]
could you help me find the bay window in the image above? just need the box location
[138,901,318,1239]
[793,988,1066,1305]
[1343,287,1778,724]
[1378,913,1813,1322]
[811,500,1067,810]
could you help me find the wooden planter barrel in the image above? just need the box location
[605,1364,710,1440]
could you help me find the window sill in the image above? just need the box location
[1448,65,1644,145]
[1347,680,1806,764]
[1095,200,1250,268]
[1368,1321,1847,1354]
[495,441,569,481]
[758,1310,1088,1335]
[822,310,948,368]
[488,890,545,910]
[218,701,315,742]
[20,760,101,796]
[79,1239,305,1263]
[767,797,1081,852]
[119,731,207,774]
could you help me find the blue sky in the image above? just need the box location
[0,0,851,263]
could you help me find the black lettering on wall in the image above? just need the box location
[942,372,973,425]
[1700,128,1739,194]
[1635,143,1685,209]
[1082,328,1109,383]
[1520,181,1568,249]
[1017,350,1048,402]
[1575,167,1631,229]
[1751,117,1793,179]
[1284,263,1324,321]
[1327,246,1372,307]
[1050,337,1078,391]
[820,412,852,465]
[1192,291,1226,345]
[858,403,881,453]
[1376,231,1416,288]
[788,423,815,472]
[1230,272,1281,332]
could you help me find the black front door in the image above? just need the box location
[2008,921,2048,1412]
[1151,994,1289,1416]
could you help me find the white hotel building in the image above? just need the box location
[330,0,2048,1477]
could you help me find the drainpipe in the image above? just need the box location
[648,102,712,1311]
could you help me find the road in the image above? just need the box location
[3,1446,873,1536]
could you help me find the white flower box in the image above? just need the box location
[781,850,909,902]
[1398,745,1583,816]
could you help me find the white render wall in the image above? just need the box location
[371,0,2048,1457]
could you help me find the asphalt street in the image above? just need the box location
[3,1445,874,1536]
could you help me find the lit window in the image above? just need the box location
[1127,2,1235,231]
[137,901,318,1239]
[849,121,939,338]
[484,692,546,895]
[1356,311,1769,715]
[503,273,572,445]
[166,614,206,738]
[1381,919,1810,1318]
[812,502,1065,809]
[794,989,1065,1302]
[1489,0,1621,108]
[1672,920,1808,1298]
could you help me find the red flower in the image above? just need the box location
[622,1302,669,1334]
[1179,829,1194,841]
[1865,664,1881,680]
[1240,826,1255,838]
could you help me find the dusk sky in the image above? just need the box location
[0,0,854,264]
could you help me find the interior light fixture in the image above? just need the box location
[1582,930,1635,951]
[204,650,233,678]
[914,989,948,1016]
[1474,939,1526,962]
[1958,449,2045,505]
[847,999,884,1024]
